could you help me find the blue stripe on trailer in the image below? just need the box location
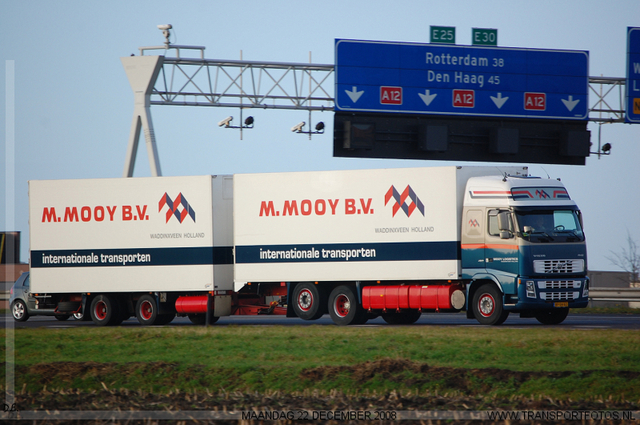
[31,246,233,268]
[235,241,459,263]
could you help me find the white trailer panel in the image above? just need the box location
[29,175,234,293]
[233,166,525,283]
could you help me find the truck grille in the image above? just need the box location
[540,291,579,301]
[533,259,584,274]
[537,280,581,289]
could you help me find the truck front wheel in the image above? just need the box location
[292,283,326,320]
[534,308,569,325]
[328,285,367,326]
[90,295,120,326]
[472,285,509,326]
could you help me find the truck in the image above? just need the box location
[22,166,589,326]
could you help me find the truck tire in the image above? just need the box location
[328,285,367,326]
[135,294,160,326]
[57,301,81,313]
[90,295,121,326]
[55,314,71,321]
[472,285,509,326]
[382,310,422,325]
[534,308,569,325]
[292,283,326,320]
[187,314,219,325]
[11,299,29,322]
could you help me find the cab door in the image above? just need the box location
[485,209,518,294]
[461,209,485,275]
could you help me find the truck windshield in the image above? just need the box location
[514,209,584,243]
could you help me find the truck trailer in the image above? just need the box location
[22,166,589,326]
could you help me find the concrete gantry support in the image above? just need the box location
[121,55,164,177]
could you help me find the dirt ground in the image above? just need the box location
[8,359,640,424]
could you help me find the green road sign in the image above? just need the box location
[430,26,455,44]
[472,28,497,46]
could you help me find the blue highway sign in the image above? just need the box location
[335,39,589,120]
[627,27,640,123]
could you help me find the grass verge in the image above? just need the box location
[3,325,640,402]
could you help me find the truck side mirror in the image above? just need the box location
[497,212,510,231]
[497,212,513,239]
[577,210,584,230]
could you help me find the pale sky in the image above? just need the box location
[2,0,640,271]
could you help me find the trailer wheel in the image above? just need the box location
[57,301,81,313]
[328,285,367,326]
[11,300,29,322]
[135,295,160,326]
[188,314,219,325]
[472,285,509,326]
[90,295,120,326]
[292,283,326,320]
[382,310,422,325]
[534,308,569,325]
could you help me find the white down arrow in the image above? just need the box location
[418,90,437,106]
[345,86,364,103]
[561,95,580,111]
[490,93,509,109]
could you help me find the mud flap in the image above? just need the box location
[214,295,232,317]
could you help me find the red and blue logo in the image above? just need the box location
[384,185,425,217]
[159,193,196,223]
[511,187,570,200]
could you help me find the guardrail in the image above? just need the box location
[588,287,640,302]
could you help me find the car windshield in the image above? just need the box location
[514,209,584,243]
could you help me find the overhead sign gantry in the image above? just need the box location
[120,26,635,176]
[335,39,589,120]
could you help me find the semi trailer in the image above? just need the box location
[21,166,589,326]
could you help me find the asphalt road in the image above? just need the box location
[4,312,640,330]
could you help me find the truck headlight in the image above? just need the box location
[526,280,536,298]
